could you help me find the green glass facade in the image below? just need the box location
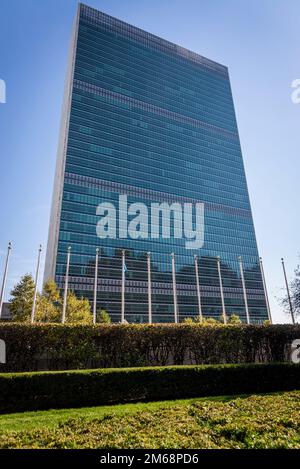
[45,3,269,323]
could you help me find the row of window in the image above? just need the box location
[65,161,251,210]
[70,95,242,162]
[72,90,240,149]
[56,236,260,261]
[59,210,257,249]
[62,189,255,237]
[66,150,248,201]
[78,22,230,93]
[79,6,227,77]
[74,56,237,131]
[64,174,252,219]
[55,261,264,285]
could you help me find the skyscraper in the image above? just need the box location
[45,3,269,323]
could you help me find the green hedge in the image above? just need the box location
[0,323,299,372]
[0,363,299,413]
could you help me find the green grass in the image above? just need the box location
[0,396,230,432]
[0,391,299,448]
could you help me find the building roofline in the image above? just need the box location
[78,3,228,77]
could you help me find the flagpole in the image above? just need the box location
[171,252,178,323]
[0,241,12,319]
[147,252,152,324]
[281,258,295,324]
[121,250,125,324]
[238,256,250,324]
[62,246,71,324]
[194,255,203,323]
[217,256,227,324]
[31,244,42,324]
[93,248,99,324]
[259,257,272,323]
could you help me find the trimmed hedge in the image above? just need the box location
[0,363,299,413]
[0,323,299,372]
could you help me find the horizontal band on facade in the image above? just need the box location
[56,275,265,299]
[73,79,238,139]
[80,4,228,77]
[57,284,265,300]
[64,172,252,219]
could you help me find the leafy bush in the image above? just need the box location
[96,309,111,323]
[0,323,299,372]
[228,314,242,324]
[0,363,299,413]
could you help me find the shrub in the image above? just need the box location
[203,317,219,325]
[228,314,242,324]
[97,309,111,324]
[0,323,299,372]
[183,318,194,324]
[0,363,299,413]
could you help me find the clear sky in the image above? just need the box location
[0,0,299,323]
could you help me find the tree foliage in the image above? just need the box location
[9,274,35,322]
[182,315,242,325]
[228,314,242,324]
[97,309,111,323]
[65,292,92,324]
[9,276,92,324]
[35,279,61,323]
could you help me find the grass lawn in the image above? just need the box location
[0,391,299,449]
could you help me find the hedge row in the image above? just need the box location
[0,323,299,372]
[0,363,299,413]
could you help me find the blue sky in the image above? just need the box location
[0,0,299,323]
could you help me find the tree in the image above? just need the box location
[36,287,92,324]
[281,260,300,321]
[9,274,35,322]
[9,276,92,324]
[97,309,111,323]
[43,279,61,304]
[228,314,242,324]
[65,292,92,324]
[36,295,61,323]
[35,279,61,323]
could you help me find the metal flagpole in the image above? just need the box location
[217,256,227,324]
[62,246,71,324]
[171,252,178,323]
[147,252,152,324]
[259,257,272,323]
[0,241,12,319]
[121,250,125,324]
[281,258,295,325]
[93,248,99,324]
[31,244,42,324]
[238,256,250,324]
[194,255,203,323]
